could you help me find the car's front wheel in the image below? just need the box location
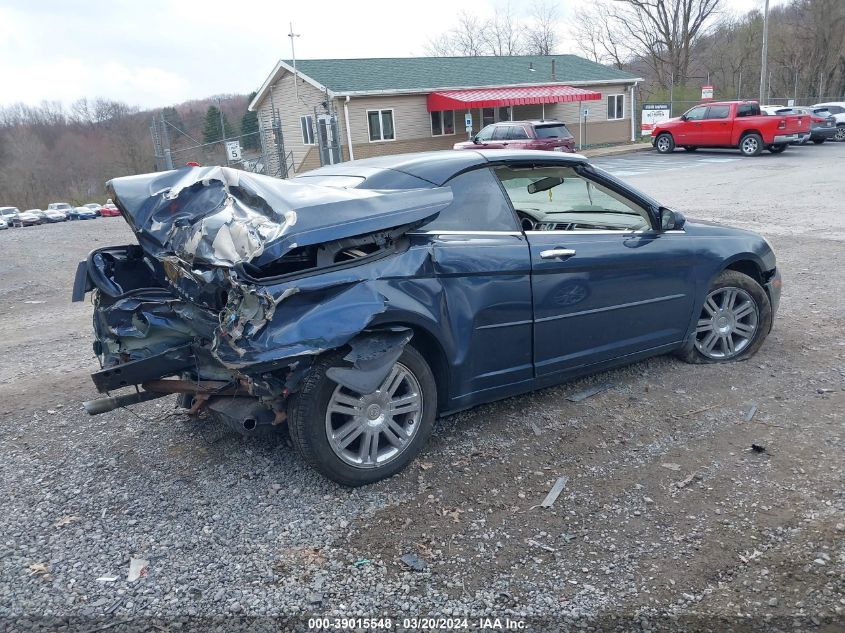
[655,133,675,154]
[678,270,772,364]
[287,345,437,486]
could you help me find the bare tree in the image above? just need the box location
[524,0,560,56]
[573,0,722,87]
[572,3,626,68]
[482,5,523,56]
[424,12,488,56]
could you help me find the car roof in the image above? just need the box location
[813,102,845,107]
[297,149,588,186]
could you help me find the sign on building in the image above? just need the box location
[701,85,714,100]
[641,103,671,136]
[225,140,242,162]
[464,112,473,132]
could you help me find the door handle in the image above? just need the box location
[540,248,576,259]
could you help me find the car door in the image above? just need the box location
[507,124,532,149]
[472,124,498,148]
[494,163,696,378]
[697,104,732,145]
[676,105,708,144]
[410,167,534,408]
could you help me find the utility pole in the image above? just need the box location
[759,0,769,104]
[160,112,173,170]
[217,98,228,166]
[288,22,300,102]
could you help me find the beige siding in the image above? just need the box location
[255,70,326,175]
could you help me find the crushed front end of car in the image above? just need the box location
[73,166,450,436]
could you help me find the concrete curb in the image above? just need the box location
[580,143,653,159]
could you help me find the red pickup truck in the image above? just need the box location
[652,101,809,156]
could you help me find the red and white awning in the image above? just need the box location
[427,85,602,111]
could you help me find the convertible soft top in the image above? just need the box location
[107,166,452,267]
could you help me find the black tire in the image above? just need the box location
[683,146,698,152]
[812,138,825,145]
[287,345,437,487]
[655,133,675,154]
[739,133,764,156]
[677,270,773,364]
[768,144,787,154]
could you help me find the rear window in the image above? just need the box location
[534,124,573,139]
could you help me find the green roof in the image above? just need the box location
[286,55,640,93]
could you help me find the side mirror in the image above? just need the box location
[660,207,685,231]
[679,114,687,121]
[472,136,481,144]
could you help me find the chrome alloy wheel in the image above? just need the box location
[835,126,845,141]
[656,135,672,152]
[741,135,759,155]
[325,363,423,468]
[695,287,759,360]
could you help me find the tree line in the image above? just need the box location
[0,96,256,210]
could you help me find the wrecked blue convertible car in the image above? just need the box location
[73,150,781,486]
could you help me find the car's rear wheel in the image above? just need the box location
[740,133,764,156]
[683,146,697,152]
[655,133,675,154]
[835,125,845,141]
[678,270,772,364]
[812,138,825,144]
[287,345,437,487]
[767,144,787,153]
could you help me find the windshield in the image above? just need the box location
[535,124,573,139]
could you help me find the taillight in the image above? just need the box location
[778,119,786,129]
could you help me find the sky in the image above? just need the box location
[0,0,774,110]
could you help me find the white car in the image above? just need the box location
[0,206,19,226]
[0,216,8,230]
[43,208,68,223]
[811,102,845,141]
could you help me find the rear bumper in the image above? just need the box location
[772,134,798,144]
[810,127,837,140]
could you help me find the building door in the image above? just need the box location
[315,111,342,166]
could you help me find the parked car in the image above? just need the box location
[0,206,20,227]
[0,217,8,230]
[810,102,845,140]
[73,156,781,486]
[16,210,43,226]
[43,208,68,222]
[652,100,809,155]
[454,120,576,153]
[47,202,74,215]
[98,203,121,217]
[68,206,98,220]
[765,106,838,144]
[84,203,103,216]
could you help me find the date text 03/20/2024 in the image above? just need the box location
[308,617,527,630]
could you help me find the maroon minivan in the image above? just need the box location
[453,120,576,152]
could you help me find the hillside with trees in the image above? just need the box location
[0,94,250,209]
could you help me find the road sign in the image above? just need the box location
[225,141,242,161]
[701,85,714,100]
[641,103,671,136]
[582,107,589,118]
[464,113,472,128]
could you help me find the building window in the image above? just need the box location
[481,107,495,127]
[430,110,455,136]
[300,115,314,145]
[607,94,625,120]
[367,109,395,142]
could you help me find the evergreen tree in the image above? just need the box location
[240,92,260,149]
[202,105,234,143]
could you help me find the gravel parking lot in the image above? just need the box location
[1,144,843,632]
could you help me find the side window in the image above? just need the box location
[476,125,495,141]
[509,126,529,140]
[494,166,651,232]
[684,106,707,121]
[705,105,730,119]
[492,126,510,140]
[421,168,518,232]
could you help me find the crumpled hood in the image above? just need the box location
[107,166,451,268]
